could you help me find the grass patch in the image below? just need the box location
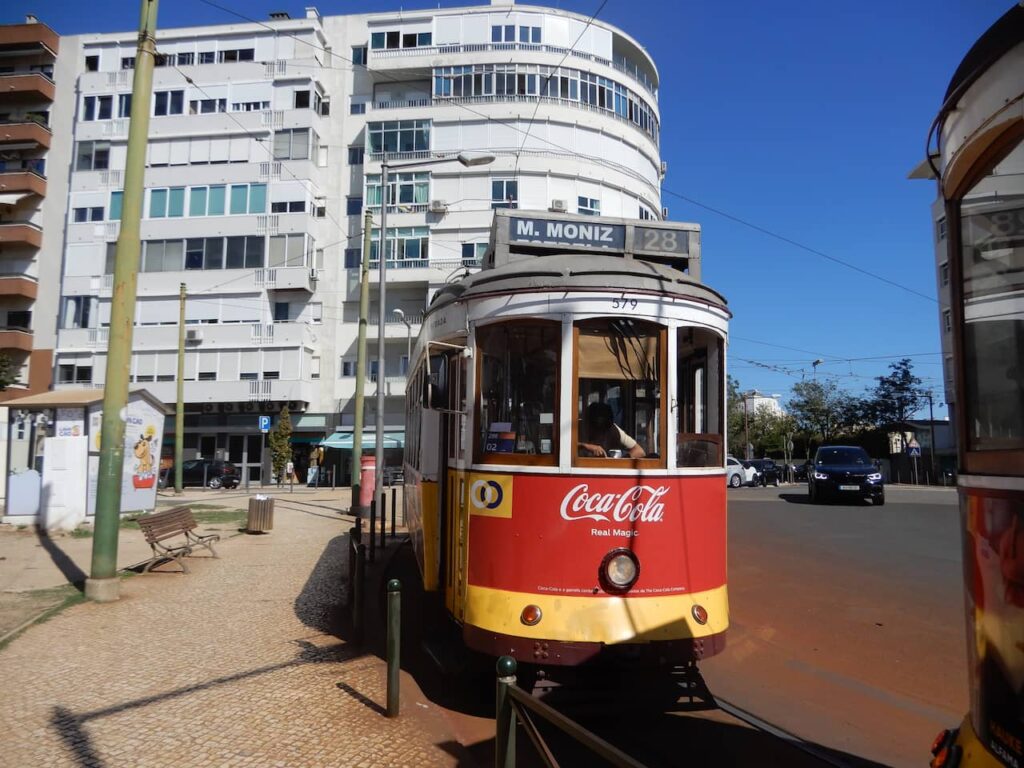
[0,585,86,654]
[68,507,246,538]
[69,528,94,539]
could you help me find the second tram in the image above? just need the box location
[403,210,730,672]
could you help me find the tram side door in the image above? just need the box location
[443,352,468,620]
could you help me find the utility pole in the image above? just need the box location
[742,394,750,460]
[174,283,185,494]
[375,160,391,512]
[351,209,373,516]
[927,390,937,484]
[85,0,158,603]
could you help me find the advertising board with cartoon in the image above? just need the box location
[962,489,1024,768]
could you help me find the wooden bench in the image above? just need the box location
[137,506,220,574]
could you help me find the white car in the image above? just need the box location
[726,456,756,488]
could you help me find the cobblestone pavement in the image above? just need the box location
[0,502,472,768]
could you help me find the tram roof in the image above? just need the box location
[429,252,728,312]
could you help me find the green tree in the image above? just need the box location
[748,404,797,458]
[0,352,18,391]
[862,359,926,450]
[726,374,745,454]
[788,379,850,446]
[268,405,293,484]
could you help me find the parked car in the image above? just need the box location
[808,446,884,505]
[726,456,757,488]
[744,458,782,487]
[792,462,811,482]
[158,459,240,489]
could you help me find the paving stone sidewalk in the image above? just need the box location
[0,501,473,767]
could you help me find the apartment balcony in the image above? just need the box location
[0,328,33,352]
[336,375,407,401]
[0,222,42,248]
[0,73,55,103]
[0,119,51,150]
[0,274,37,300]
[0,169,46,197]
[365,257,476,285]
[254,267,316,293]
[133,377,318,407]
[367,313,424,340]
[0,22,59,58]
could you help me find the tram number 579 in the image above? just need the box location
[611,296,638,310]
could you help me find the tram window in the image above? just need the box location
[958,136,1024,454]
[677,327,724,467]
[476,321,559,463]
[574,319,664,464]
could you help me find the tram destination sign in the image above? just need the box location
[511,216,626,250]
[508,216,691,258]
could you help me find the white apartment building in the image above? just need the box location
[50,0,664,483]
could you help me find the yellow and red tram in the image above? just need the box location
[403,211,731,672]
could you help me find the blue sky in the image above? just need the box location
[9,0,1013,415]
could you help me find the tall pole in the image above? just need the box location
[927,390,937,483]
[85,0,158,603]
[374,160,389,508]
[174,282,185,494]
[743,395,750,460]
[351,209,373,516]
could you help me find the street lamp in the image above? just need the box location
[393,308,412,374]
[374,150,495,505]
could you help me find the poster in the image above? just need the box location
[963,489,1024,767]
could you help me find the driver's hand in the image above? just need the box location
[591,445,606,457]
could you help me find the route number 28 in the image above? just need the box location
[611,296,638,310]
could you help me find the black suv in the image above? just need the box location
[159,459,240,489]
[808,446,884,505]
[745,459,782,487]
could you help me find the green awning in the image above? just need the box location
[321,431,404,449]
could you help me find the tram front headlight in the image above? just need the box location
[600,549,640,592]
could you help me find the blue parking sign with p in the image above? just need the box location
[259,416,271,433]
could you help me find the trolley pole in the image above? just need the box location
[351,209,373,517]
[85,0,158,603]
[174,282,186,494]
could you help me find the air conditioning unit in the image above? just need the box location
[429,199,448,213]
[222,402,238,414]
[242,402,258,413]
[185,329,203,342]
[287,400,302,412]
[309,268,319,282]
[550,199,567,212]
[201,402,216,414]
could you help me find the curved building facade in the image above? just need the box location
[44,0,666,485]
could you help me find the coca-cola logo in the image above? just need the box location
[560,484,668,523]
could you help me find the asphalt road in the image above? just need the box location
[700,483,967,768]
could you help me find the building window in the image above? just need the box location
[940,262,949,287]
[937,218,947,241]
[578,196,600,216]
[491,25,515,43]
[189,98,227,114]
[198,371,216,381]
[148,188,186,218]
[294,90,311,109]
[274,302,290,322]
[344,248,361,268]
[367,120,430,155]
[271,200,305,213]
[492,179,518,209]
[240,372,258,381]
[117,93,132,118]
[199,51,215,64]
[350,101,366,115]
[177,52,194,65]
[268,233,307,267]
[63,296,95,329]
[346,197,363,215]
[273,128,311,160]
[943,309,952,334]
[85,55,99,72]
[340,359,356,377]
[348,146,364,165]
[59,364,93,384]
[352,46,367,65]
[366,172,429,210]
[75,141,110,171]
[218,48,255,62]
[370,31,401,50]
[231,100,270,112]
[370,227,428,265]
[83,95,113,121]
[311,356,321,379]
[461,242,487,267]
[73,207,104,223]
[518,26,541,44]
[638,206,654,220]
[110,191,123,220]
[121,57,135,70]
[188,185,227,216]
[154,90,184,116]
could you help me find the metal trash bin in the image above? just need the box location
[247,495,274,533]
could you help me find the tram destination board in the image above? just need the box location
[506,214,692,259]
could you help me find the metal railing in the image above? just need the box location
[495,656,649,768]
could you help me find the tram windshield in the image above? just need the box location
[477,321,559,462]
[575,318,663,464]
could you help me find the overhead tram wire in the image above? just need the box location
[195,0,938,306]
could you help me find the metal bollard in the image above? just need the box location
[379,491,386,549]
[352,481,361,518]
[369,498,376,564]
[391,487,397,539]
[386,579,401,718]
[353,543,367,646]
[347,526,357,608]
[495,656,517,768]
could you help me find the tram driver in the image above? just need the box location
[578,401,646,459]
